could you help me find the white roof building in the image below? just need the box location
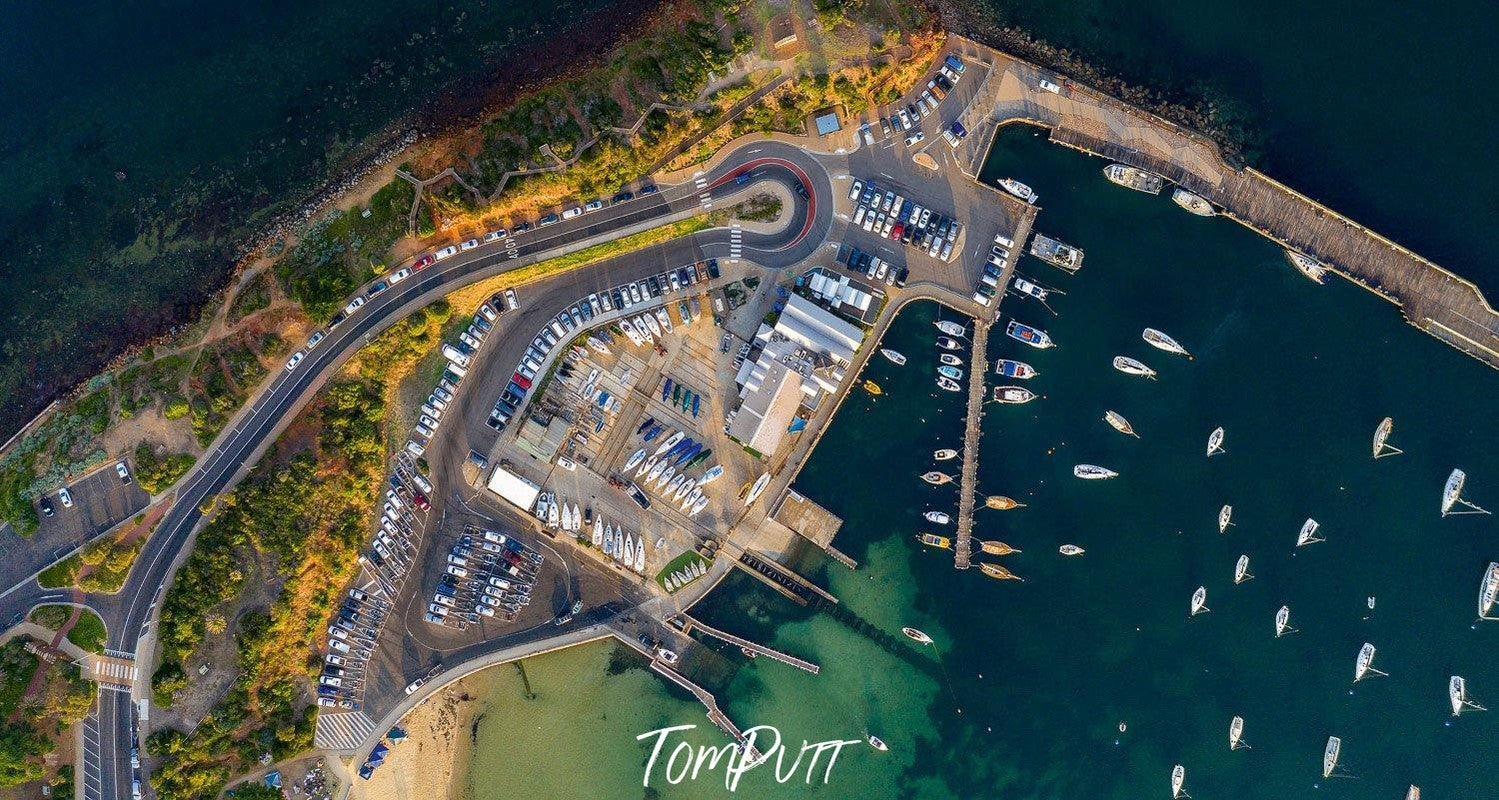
[806,271,873,315]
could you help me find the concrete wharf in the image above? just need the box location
[953,319,990,569]
[681,614,821,673]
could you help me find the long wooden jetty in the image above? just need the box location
[953,319,990,569]
[737,550,839,605]
[682,615,821,674]
[648,660,756,750]
[950,36,1499,369]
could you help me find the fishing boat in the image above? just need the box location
[653,431,684,458]
[1286,250,1330,284]
[1206,426,1225,457]
[880,348,907,365]
[1229,716,1249,750]
[1011,277,1049,301]
[902,627,934,645]
[1354,642,1386,682]
[935,320,968,338]
[661,378,674,402]
[917,533,952,550]
[1372,416,1401,458]
[995,359,1037,379]
[1006,320,1055,349]
[938,365,964,380]
[1322,736,1341,779]
[1450,675,1486,715]
[979,563,1023,581]
[1103,410,1139,438]
[936,376,962,392]
[1112,356,1157,379]
[698,465,724,485]
[993,386,1036,404]
[1172,188,1216,216]
[1442,468,1490,516]
[936,336,964,351]
[922,471,953,486]
[1073,464,1118,480]
[939,353,963,366]
[1275,606,1296,637]
[1234,555,1253,584]
[1171,764,1189,799]
[744,473,771,507]
[1218,504,1233,533]
[1103,163,1164,194]
[998,177,1037,204]
[934,449,958,461]
[924,511,951,525]
[864,379,884,395]
[1190,586,1209,616]
[978,540,1019,555]
[986,496,1024,510]
[1295,518,1324,547]
[1142,328,1191,358]
[1030,233,1083,272]
[689,495,709,516]
[1479,562,1499,620]
[867,735,888,752]
[1058,544,1085,556]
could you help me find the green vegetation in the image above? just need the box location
[0,456,40,537]
[0,723,47,787]
[227,273,274,324]
[28,605,106,652]
[275,179,416,320]
[27,605,70,630]
[189,335,276,446]
[735,192,782,223]
[0,640,41,717]
[229,784,286,800]
[655,552,711,591]
[509,217,715,287]
[133,441,195,493]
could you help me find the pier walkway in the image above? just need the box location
[682,614,821,674]
[954,320,990,569]
[949,36,1499,370]
[736,550,839,605]
[648,660,756,751]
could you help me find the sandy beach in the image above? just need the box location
[351,674,494,800]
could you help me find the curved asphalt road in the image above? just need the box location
[2,139,833,800]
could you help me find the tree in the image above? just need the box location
[0,722,47,787]
[204,612,227,636]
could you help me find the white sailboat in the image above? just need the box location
[1142,328,1192,358]
[689,495,709,516]
[698,465,724,485]
[634,536,646,572]
[645,459,668,486]
[664,473,685,498]
[1059,544,1085,556]
[1372,417,1401,459]
[1441,468,1490,516]
[1218,504,1233,533]
[1354,642,1387,682]
[1479,562,1499,621]
[1190,586,1209,616]
[636,455,658,479]
[681,487,702,512]
[1295,518,1324,547]
[653,431,684,458]
[1323,736,1341,779]
[1234,555,1253,584]
[653,465,676,491]
[1275,605,1296,637]
[1206,426,1225,457]
[1104,410,1140,438]
[592,518,603,548]
[1074,464,1118,480]
[1171,764,1190,799]
[1228,716,1249,750]
[623,533,635,566]
[624,448,647,472]
[602,524,614,556]
[744,472,771,507]
[1449,675,1486,716]
[674,478,696,503]
[1112,356,1157,379]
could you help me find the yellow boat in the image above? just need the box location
[737,481,752,500]
[979,563,1024,581]
[864,380,883,395]
[916,533,952,549]
[978,540,1020,556]
[985,496,1025,510]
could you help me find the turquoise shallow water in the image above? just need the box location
[466,124,1497,798]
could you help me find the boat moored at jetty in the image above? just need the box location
[933,448,958,461]
[1103,163,1164,194]
[936,376,962,392]
[935,320,968,338]
[923,511,951,525]
[880,348,907,366]
[864,379,883,395]
[939,353,963,366]
[922,471,953,485]
[999,177,1037,204]
[937,365,964,380]
[985,496,1024,510]
[993,386,1036,404]
[936,336,964,351]
[978,540,1019,555]
[1286,249,1330,284]
[1011,277,1050,301]
[1142,328,1192,358]
[979,563,1023,581]
[1006,320,1055,348]
[917,533,952,549]
[1172,188,1216,216]
[1073,464,1118,480]
[1112,356,1157,379]
[1029,233,1084,273]
[995,359,1037,379]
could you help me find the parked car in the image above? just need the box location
[388,267,412,284]
[116,462,131,483]
[460,238,479,251]
[285,351,305,371]
[39,498,54,517]
[584,198,604,212]
[434,245,459,260]
[343,296,367,315]
[562,207,583,220]
[413,254,435,270]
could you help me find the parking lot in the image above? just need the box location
[0,459,150,591]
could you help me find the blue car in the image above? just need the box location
[639,184,659,196]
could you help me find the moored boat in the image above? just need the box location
[1103,163,1164,194]
[935,320,968,338]
[1172,188,1216,216]
[1372,416,1401,458]
[1103,410,1139,438]
[1442,467,1490,516]
[1058,544,1085,556]
[1286,249,1330,284]
[979,563,1023,581]
[923,510,951,525]
[937,365,964,380]
[1206,426,1225,457]
[921,471,953,485]
[1479,562,1499,620]
[1112,356,1157,379]
[880,348,907,365]
[1322,736,1340,779]
[1234,554,1253,584]
[1275,605,1295,637]
[1295,518,1324,547]
[1190,586,1209,616]
[993,386,1036,404]
[917,533,952,550]
[939,353,963,366]
[978,540,1019,556]
[933,448,958,461]
[864,379,883,395]
[1449,674,1486,716]
[999,178,1037,204]
[1073,464,1118,480]
[1354,642,1386,682]
[936,336,964,351]
[1142,328,1191,358]
[867,735,888,752]
[1006,320,1055,349]
[1229,715,1248,750]
[1171,765,1188,799]
[1218,504,1233,533]
[995,359,1037,379]
[936,376,962,392]
[985,496,1024,510]
[1029,233,1083,272]
[902,627,934,645]
[1011,277,1049,301]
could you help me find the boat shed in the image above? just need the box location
[776,293,864,367]
[726,360,804,455]
[486,464,540,513]
[806,270,874,318]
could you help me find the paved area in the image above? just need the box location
[0,459,149,597]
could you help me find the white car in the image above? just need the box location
[972,291,992,307]
[504,289,519,310]
[475,605,496,618]
[343,296,366,315]
[584,199,604,212]
[116,462,131,482]
[432,594,455,608]
[434,245,459,260]
[285,351,305,371]
[460,238,480,251]
[404,678,426,696]
[904,130,925,146]
[410,472,433,494]
[305,330,325,349]
[562,206,583,220]
[57,487,72,508]
[388,267,412,285]
[848,179,863,200]
[861,212,876,232]
[482,229,507,243]
[319,675,342,688]
[459,331,482,350]
[419,414,439,430]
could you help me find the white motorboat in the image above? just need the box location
[655,307,673,334]
[1228,716,1248,750]
[1011,277,1049,301]
[1103,163,1164,194]
[1172,188,1216,216]
[998,177,1037,204]
[620,323,643,346]
[1322,736,1340,779]
[1103,410,1139,438]
[993,386,1036,404]
[1450,675,1486,716]
[923,511,951,525]
[880,348,907,365]
[1218,504,1233,533]
[1058,544,1085,556]
[653,431,684,458]
[1190,586,1209,616]
[1442,468,1490,516]
[1372,416,1401,459]
[643,313,662,339]
[1295,518,1323,547]
[934,448,959,461]
[632,317,653,343]
[1479,562,1499,620]
[624,448,646,473]
[938,365,964,381]
[902,627,934,645]
[1286,249,1330,284]
[1112,356,1157,379]
[939,353,963,366]
[995,359,1038,379]
[744,473,771,507]
[1354,642,1386,682]
[1234,555,1252,584]
[935,320,968,338]
[936,376,962,392]
[1073,464,1118,480]
[1005,320,1055,349]
[698,465,724,485]
[547,499,560,528]
[1206,426,1225,457]
[1275,605,1295,637]
[1171,764,1189,799]
[1142,328,1191,358]
[867,735,888,752]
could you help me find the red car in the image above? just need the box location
[413,254,436,271]
[890,223,904,241]
[511,372,532,390]
[412,492,431,512]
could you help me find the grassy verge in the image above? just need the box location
[655,552,711,592]
[65,610,106,653]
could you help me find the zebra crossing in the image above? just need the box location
[694,172,713,209]
[88,656,138,689]
[729,224,743,263]
[315,709,377,751]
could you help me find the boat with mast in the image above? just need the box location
[1441,468,1490,516]
[1407,786,1421,800]
[979,563,1023,581]
[1171,764,1190,798]
[1112,356,1157,379]
[1354,642,1387,682]
[985,496,1024,510]
[998,178,1037,204]
[1229,716,1249,750]
[935,320,968,338]
[934,448,958,461]
[1190,586,1209,616]
[902,627,933,645]
[993,386,1036,404]
[743,473,771,507]
[1372,417,1402,458]
[1286,249,1330,284]
[1142,328,1192,358]
[916,533,952,550]
[624,448,646,473]
[1275,606,1296,637]
[978,540,1019,556]
[880,348,907,366]
[1103,163,1164,194]
[921,471,953,486]
[1006,320,1055,349]
[1218,504,1233,533]
[1450,675,1486,716]
[1206,427,1225,456]
[1074,464,1118,480]
[1172,188,1216,216]
[1103,410,1139,438]
[995,359,1038,379]
[1479,562,1499,621]
[698,464,724,485]
[653,431,684,458]
[1323,736,1341,779]
[1058,544,1085,556]
[1234,555,1253,584]
[1295,518,1324,547]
